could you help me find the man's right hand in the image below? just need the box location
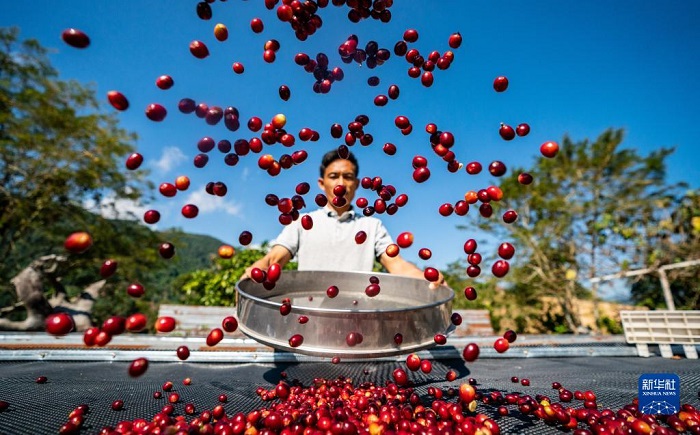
[241,263,264,281]
[241,245,293,281]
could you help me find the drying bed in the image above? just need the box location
[0,356,698,434]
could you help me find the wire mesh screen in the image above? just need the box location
[0,356,698,434]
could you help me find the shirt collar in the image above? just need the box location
[324,206,356,222]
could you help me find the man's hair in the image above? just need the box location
[319,149,359,177]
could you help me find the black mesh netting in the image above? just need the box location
[0,356,698,434]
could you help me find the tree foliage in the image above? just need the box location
[469,128,685,332]
[0,28,276,329]
[0,28,171,328]
[0,27,149,280]
[630,190,700,309]
[176,246,297,307]
[0,204,233,327]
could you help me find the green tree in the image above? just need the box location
[444,259,551,334]
[1,208,233,327]
[630,190,700,309]
[176,246,297,307]
[0,27,149,280]
[0,28,165,328]
[471,128,683,332]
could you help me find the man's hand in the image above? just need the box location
[240,266,253,281]
[380,252,448,290]
[428,269,448,290]
[241,262,265,281]
[240,245,293,281]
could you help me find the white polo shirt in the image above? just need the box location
[272,207,394,271]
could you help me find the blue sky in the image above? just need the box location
[3,1,699,276]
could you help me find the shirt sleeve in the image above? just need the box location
[272,220,301,257]
[373,218,395,259]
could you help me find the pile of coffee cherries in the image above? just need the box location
[41,374,700,434]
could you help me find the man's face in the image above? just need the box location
[318,159,359,210]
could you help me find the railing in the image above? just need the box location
[157,304,241,337]
[451,309,494,336]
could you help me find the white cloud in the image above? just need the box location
[184,188,242,217]
[241,167,250,182]
[152,146,187,173]
[247,242,267,252]
[83,194,149,222]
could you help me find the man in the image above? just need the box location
[243,149,445,288]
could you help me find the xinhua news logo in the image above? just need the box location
[638,373,680,415]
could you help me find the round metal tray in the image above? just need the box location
[236,270,454,358]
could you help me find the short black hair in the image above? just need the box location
[320,149,359,177]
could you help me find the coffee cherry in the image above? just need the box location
[516,123,530,136]
[396,232,414,248]
[288,334,304,348]
[493,338,510,353]
[424,267,440,282]
[464,287,477,300]
[462,343,480,362]
[518,172,534,185]
[205,328,223,347]
[128,358,149,377]
[493,76,508,92]
[222,316,238,333]
[46,313,75,336]
[326,285,339,298]
[499,123,515,141]
[540,141,560,158]
[392,368,408,386]
[177,346,190,361]
[504,330,518,343]
[448,32,462,49]
[492,260,510,278]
